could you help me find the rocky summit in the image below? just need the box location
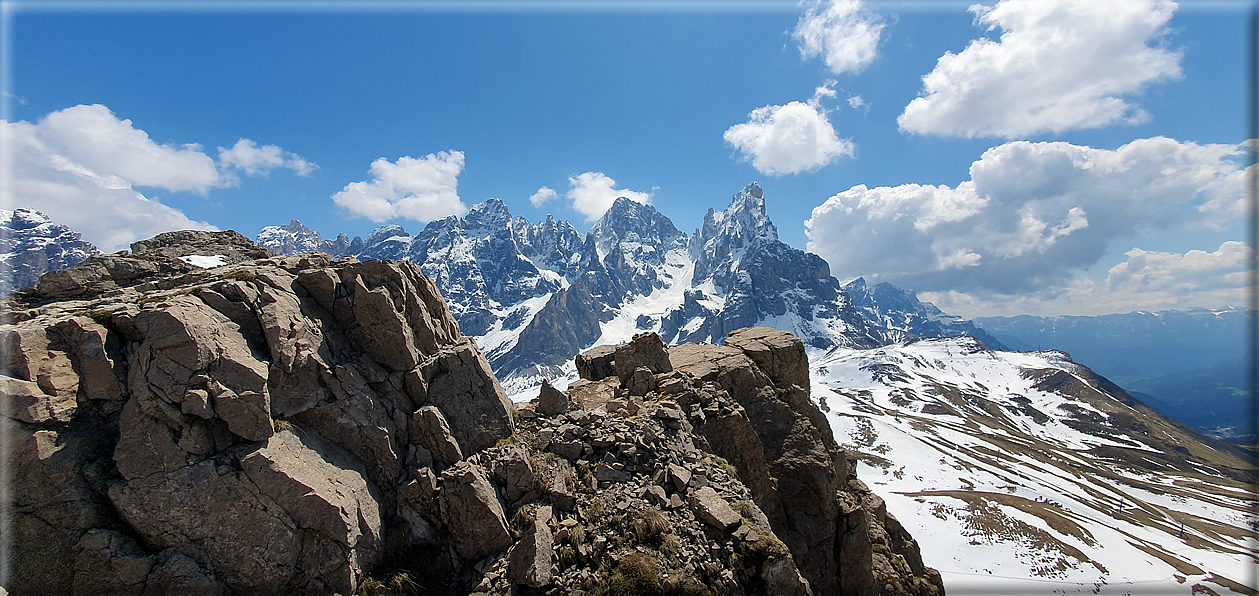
[1,231,941,595]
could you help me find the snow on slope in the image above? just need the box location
[0,208,99,293]
[810,338,1257,594]
[592,247,698,347]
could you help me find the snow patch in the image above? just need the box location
[179,254,227,268]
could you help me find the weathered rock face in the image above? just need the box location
[3,231,938,595]
[2,236,515,594]
[568,327,944,596]
[21,230,269,303]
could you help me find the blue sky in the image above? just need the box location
[2,0,1253,317]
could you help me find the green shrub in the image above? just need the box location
[605,553,662,596]
[629,508,670,545]
[558,546,578,569]
[732,501,756,519]
[585,497,606,520]
[222,269,258,281]
[74,308,114,325]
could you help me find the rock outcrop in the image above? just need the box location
[3,236,512,594]
[564,327,944,595]
[2,232,940,595]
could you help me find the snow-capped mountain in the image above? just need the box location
[256,219,360,258]
[0,208,99,294]
[843,277,1009,350]
[811,337,1257,594]
[974,308,1247,384]
[263,183,894,392]
[974,308,1252,441]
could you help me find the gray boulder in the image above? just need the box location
[575,344,617,381]
[612,332,672,383]
[537,378,569,416]
[439,462,513,560]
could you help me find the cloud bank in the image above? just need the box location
[898,0,1182,138]
[2,104,314,251]
[806,137,1252,299]
[921,241,1254,317]
[565,172,651,222]
[529,186,558,208]
[218,139,316,178]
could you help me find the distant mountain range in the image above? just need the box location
[975,309,1252,441]
[841,277,1009,351]
[259,183,898,392]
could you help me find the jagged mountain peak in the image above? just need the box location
[842,277,1007,350]
[713,181,777,241]
[0,208,100,294]
[465,197,513,230]
[256,219,322,254]
[691,182,779,272]
[0,207,100,293]
[366,223,409,243]
[588,197,683,260]
[3,208,56,229]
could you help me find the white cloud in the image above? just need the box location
[806,137,1252,295]
[35,104,225,194]
[847,95,866,110]
[792,0,884,75]
[332,151,468,223]
[1,105,315,251]
[529,186,558,208]
[723,83,855,176]
[1105,241,1252,295]
[1,105,228,251]
[921,241,1254,317]
[898,0,1182,138]
[565,172,651,222]
[218,139,316,177]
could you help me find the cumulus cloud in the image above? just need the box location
[898,0,1182,138]
[724,83,855,176]
[218,138,316,177]
[36,104,225,194]
[565,172,651,222]
[0,105,231,250]
[332,151,468,223]
[921,241,1254,317]
[793,0,884,75]
[1105,241,1252,296]
[529,186,558,208]
[806,137,1252,295]
[0,104,318,250]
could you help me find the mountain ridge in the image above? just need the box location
[259,183,916,393]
